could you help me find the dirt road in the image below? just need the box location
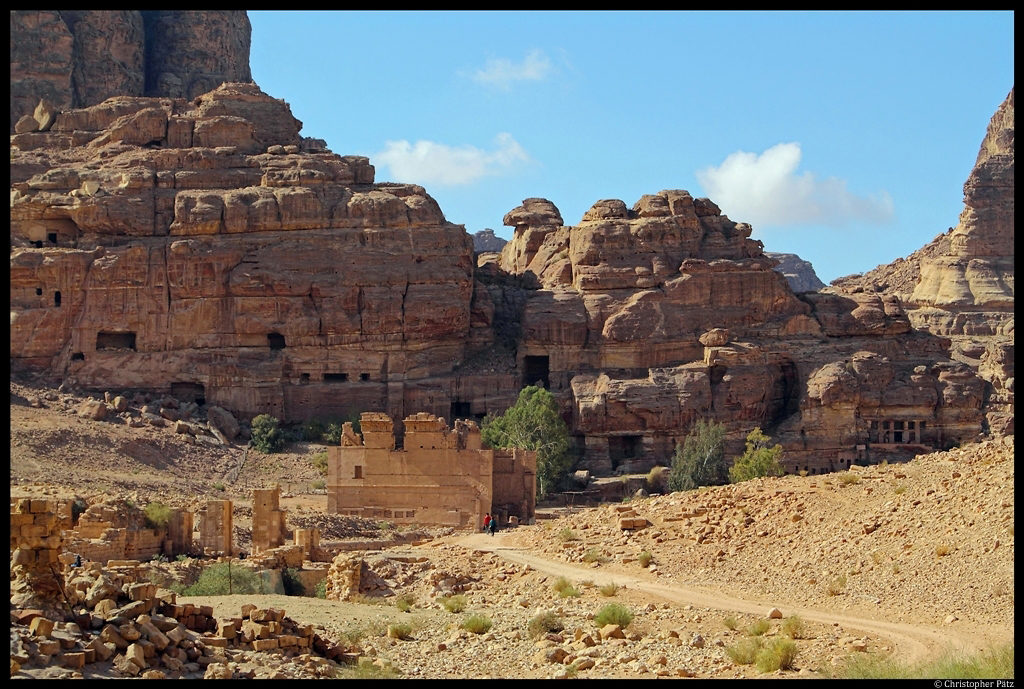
[455,531,998,668]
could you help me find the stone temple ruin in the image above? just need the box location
[327,412,537,529]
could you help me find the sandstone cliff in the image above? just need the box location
[10,82,506,428]
[764,252,826,293]
[10,10,251,133]
[9,12,999,476]
[496,193,984,474]
[829,88,1014,435]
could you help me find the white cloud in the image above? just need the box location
[696,142,894,227]
[471,49,552,89]
[374,133,531,187]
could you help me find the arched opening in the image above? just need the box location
[35,288,42,296]
[267,333,286,350]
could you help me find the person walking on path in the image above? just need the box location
[483,513,491,534]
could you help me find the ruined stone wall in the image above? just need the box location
[251,485,288,554]
[491,448,537,523]
[196,499,232,556]
[11,499,66,610]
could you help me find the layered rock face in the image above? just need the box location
[830,88,1014,435]
[9,10,1000,475]
[472,228,507,253]
[10,82,515,426]
[498,193,984,473]
[10,10,251,133]
[765,252,825,292]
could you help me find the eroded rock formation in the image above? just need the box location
[831,88,1014,435]
[765,252,826,293]
[10,10,251,133]
[496,191,986,473]
[10,82,514,428]
[9,11,1006,478]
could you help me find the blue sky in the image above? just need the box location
[249,11,1013,284]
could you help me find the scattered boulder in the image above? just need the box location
[207,406,240,440]
[77,399,108,421]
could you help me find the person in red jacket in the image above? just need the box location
[483,513,491,534]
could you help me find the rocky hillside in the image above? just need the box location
[829,88,1014,436]
[11,10,251,132]
[765,252,825,292]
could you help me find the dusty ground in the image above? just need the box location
[9,379,1015,678]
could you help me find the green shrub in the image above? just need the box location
[826,575,847,596]
[838,472,861,485]
[396,593,415,612]
[251,414,285,453]
[482,386,574,497]
[441,594,467,613]
[558,526,578,542]
[637,551,652,568]
[755,638,798,673]
[310,451,329,476]
[552,577,574,595]
[599,582,619,597]
[462,613,492,634]
[301,419,326,443]
[723,616,739,631]
[528,611,564,639]
[176,554,189,562]
[387,622,412,640]
[324,421,343,446]
[337,661,401,680]
[143,501,173,529]
[836,642,1014,679]
[559,585,581,598]
[781,615,804,639]
[582,548,609,563]
[729,428,785,483]
[594,603,633,628]
[748,618,770,636]
[212,482,226,492]
[282,567,305,596]
[646,466,669,493]
[726,637,763,665]
[181,562,262,596]
[315,578,327,599]
[669,419,728,492]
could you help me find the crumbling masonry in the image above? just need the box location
[327,413,536,529]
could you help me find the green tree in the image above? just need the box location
[482,386,573,497]
[729,428,785,483]
[669,419,728,492]
[250,414,284,453]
